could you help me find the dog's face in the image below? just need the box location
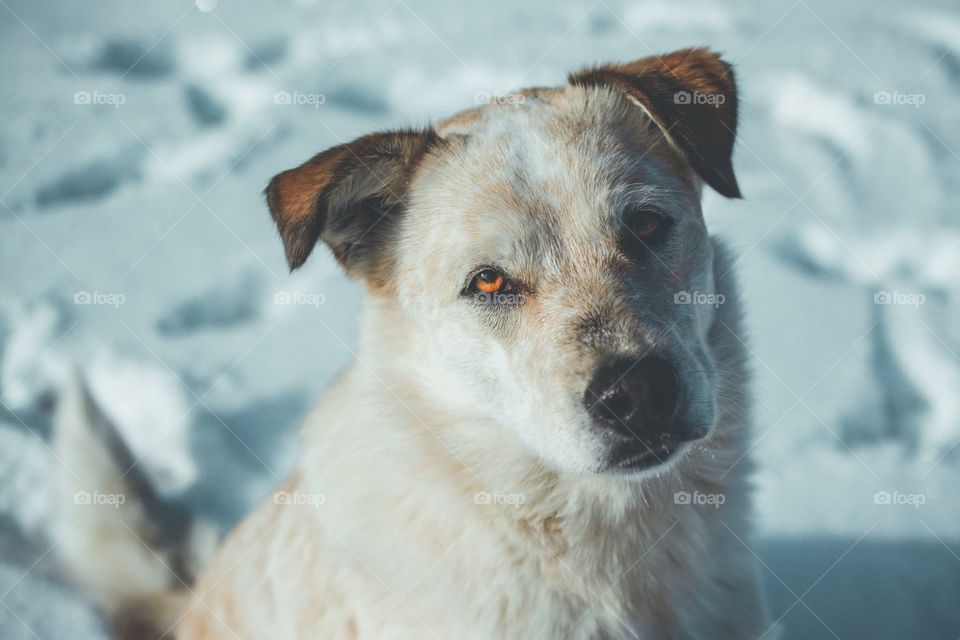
[266,49,740,475]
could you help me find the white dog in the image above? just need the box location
[57,48,770,639]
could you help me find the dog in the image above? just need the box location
[56,48,770,639]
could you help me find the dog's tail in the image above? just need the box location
[52,369,218,640]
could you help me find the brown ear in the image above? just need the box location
[265,129,440,277]
[569,48,741,198]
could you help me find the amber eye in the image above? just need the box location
[469,268,512,295]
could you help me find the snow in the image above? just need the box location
[1,0,958,637]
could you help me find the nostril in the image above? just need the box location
[599,389,634,424]
[585,356,680,439]
[637,358,679,422]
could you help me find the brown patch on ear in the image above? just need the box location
[264,129,441,281]
[265,146,351,270]
[569,48,741,198]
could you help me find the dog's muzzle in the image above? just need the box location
[585,356,708,470]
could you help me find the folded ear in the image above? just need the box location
[569,48,741,198]
[265,129,440,280]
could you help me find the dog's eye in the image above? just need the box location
[632,210,661,238]
[469,268,512,295]
[621,208,670,256]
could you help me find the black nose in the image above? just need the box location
[585,356,681,442]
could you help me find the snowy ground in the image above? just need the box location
[1,0,958,638]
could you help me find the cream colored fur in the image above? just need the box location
[60,71,770,640]
[178,251,767,639]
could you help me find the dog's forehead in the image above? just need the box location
[439,86,638,172]
[436,85,623,139]
[428,84,690,212]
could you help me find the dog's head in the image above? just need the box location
[266,49,740,475]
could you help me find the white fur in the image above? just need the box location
[60,79,771,640]
[177,238,768,639]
